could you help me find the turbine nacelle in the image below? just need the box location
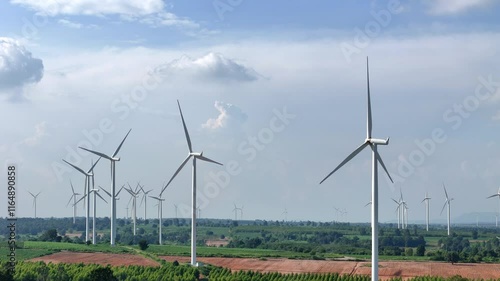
[190,152,202,157]
[366,138,389,145]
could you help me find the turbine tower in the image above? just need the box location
[28,191,42,218]
[150,194,165,244]
[80,129,132,246]
[63,158,100,242]
[160,100,223,266]
[319,57,393,281]
[66,181,80,224]
[75,188,107,244]
[282,208,288,221]
[441,184,454,236]
[140,185,153,220]
[392,198,402,229]
[487,187,500,228]
[422,192,431,231]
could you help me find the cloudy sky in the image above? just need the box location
[1,0,500,224]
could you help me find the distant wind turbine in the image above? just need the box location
[125,183,141,236]
[150,194,165,244]
[319,57,393,281]
[63,158,100,242]
[79,129,131,246]
[28,191,42,218]
[282,208,288,221]
[422,192,431,231]
[66,181,80,224]
[75,188,107,244]
[160,100,223,266]
[487,187,500,228]
[441,184,454,236]
[139,185,153,220]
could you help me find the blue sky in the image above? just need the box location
[1,0,500,224]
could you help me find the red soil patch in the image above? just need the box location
[30,251,159,267]
[160,256,500,280]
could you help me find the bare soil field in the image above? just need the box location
[160,256,500,280]
[30,251,159,267]
[30,252,500,279]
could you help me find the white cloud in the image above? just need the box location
[425,0,493,15]
[12,0,203,32]
[11,0,165,16]
[0,37,44,92]
[155,53,261,82]
[203,101,247,130]
[58,19,98,29]
[22,121,48,146]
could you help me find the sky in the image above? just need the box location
[1,0,500,224]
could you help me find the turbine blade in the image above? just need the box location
[197,155,223,166]
[69,180,75,194]
[75,194,87,206]
[96,192,108,204]
[320,142,368,184]
[440,201,447,216]
[79,147,112,161]
[116,185,124,196]
[364,202,371,207]
[177,100,193,153]
[112,128,132,157]
[392,198,399,204]
[375,150,393,183]
[487,194,499,199]
[66,196,73,207]
[28,191,35,197]
[87,157,101,173]
[161,155,192,195]
[63,159,88,176]
[99,186,112,197]
[443,183,449,200]
[366,56,372,139]
[150,195,161,201]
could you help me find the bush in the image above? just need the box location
[138,239,149,251]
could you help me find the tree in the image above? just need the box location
[472,230,478,239]
[447,251,460,264]
[88,266,117,281]
[416,244,426,256]
[39,229,60,242]
[138,239,149,251]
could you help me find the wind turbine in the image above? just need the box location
[197,207,201,219]
[441,184,454,236]
[66,180,80,224]
[79,129,131,246]
[232,204,238,220]
[139,185,153,220]
[392,198,402,229]
[319,57,393,281]
[422,192,431,231]
[150,194,165,244]
[160,100,223,266]
[63,158,100,242]
[174,204,178,219]
[75,188,107,244]
[487,187,500,228]
[282,208,288,221]
[28,191,42,218]
[125,183,141,236]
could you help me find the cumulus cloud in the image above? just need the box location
[22,121,48,146]
[0,37,44,92]
[58,19,98,29]
[203,101,247,130]
[155,53,261,82]
[424,0,494,15]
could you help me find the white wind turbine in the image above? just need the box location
[233,203,243,220]
[392,198,402,229]
[160,100,223,266]
[150,194,165,244]
[441,184,454,236]
[487,187,500,228]
[66,180,80,224]
[125,183,141,236]
[422,192,431,231]
[63,158,100,242]
[174,204,178,219]
[320,57,393,281]
[282,208,288,221]
[75,188,107,244]
[79,129,131,246]
[28,191,42,218]
[139,185,153,220]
